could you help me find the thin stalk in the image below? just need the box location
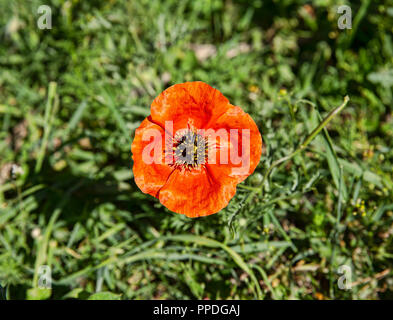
[261,96,350,192]
[237,96,350,219]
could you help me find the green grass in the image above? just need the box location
[1,0,393,300]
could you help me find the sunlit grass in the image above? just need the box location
[0,0,392,300]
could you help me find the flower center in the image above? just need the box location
[172,130,208,168]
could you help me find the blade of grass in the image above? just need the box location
[315,108,348,201]
[252,264,279,300]
[57,234,263,299]
[64,100,88,137]
[56,249,226,285]
[32,181,85,288]
[230,241,290,253]
[329,165,345,298]
[35,82,57,173]
[266,246,288,269]
[267,210,297,252]
[342,0,371,49]
[96,89,131,143]
[165,234,263,299]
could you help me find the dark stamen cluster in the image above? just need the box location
[172,130,208,168]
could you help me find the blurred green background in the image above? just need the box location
[0,0,393,300]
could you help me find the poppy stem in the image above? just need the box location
[260,95,350,193]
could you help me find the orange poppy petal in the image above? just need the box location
[206,105,262,183]
[150,81,230,134]
[131,117,173,197]
[132,82,262,218]
[158,166,237,218]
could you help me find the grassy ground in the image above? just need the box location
[0,0,393,300]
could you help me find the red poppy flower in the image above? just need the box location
[131,81,262,218]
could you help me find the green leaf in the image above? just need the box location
[26,288,52,300]
[62,288,91,300]
[88,292,121,300]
